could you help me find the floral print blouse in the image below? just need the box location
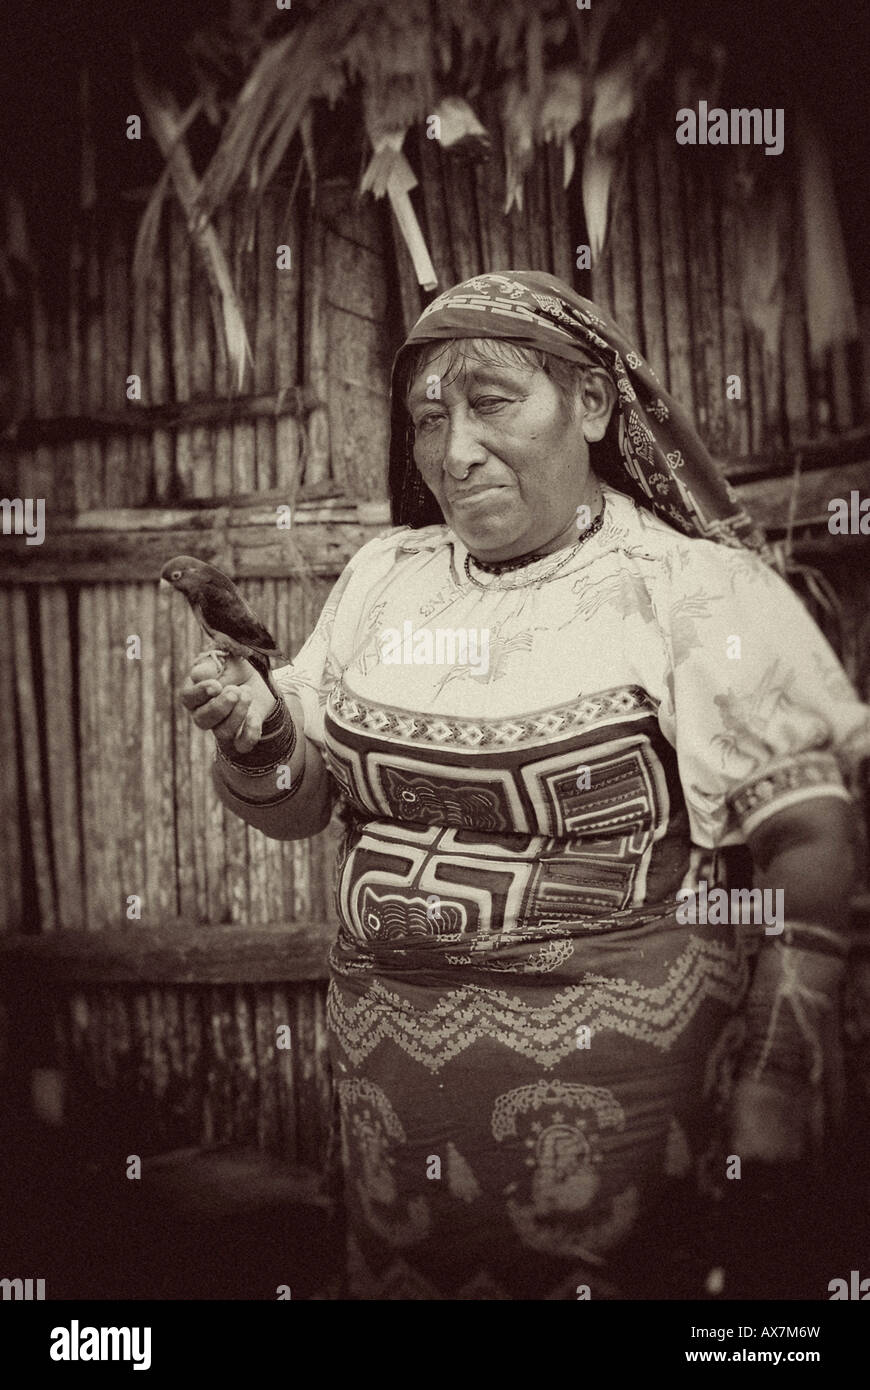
[272,485,869,864]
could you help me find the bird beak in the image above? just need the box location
[158,577,173,590]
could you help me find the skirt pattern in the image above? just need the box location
[328,910,749,1299]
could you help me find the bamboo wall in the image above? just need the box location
[395,113,870,448]
[4,981,331,1163]
[0,178,398,1167]
[0,180,396,935]
[3,180,393,509]
[3,123,870,1172]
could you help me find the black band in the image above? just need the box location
[216,695,297,775]
[219,769,303,808]
[777,921,851,959]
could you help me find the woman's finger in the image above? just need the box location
[191,686,245,731]
[214,689,254,748]
[232,702,264,754]
[192,650,226,681]
[180,676,223,711]
[190,655,224,683]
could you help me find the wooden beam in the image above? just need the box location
[54,498,390,530]
[722,425,870,482]
[0,921,332,984]
[0,499,392,581]
[1,906,867,987]
[740,457,870,532]
[0,522,389,582]
[1,446,868,582]
[1,387,322,447]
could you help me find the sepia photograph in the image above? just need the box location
[1,0,869,1354]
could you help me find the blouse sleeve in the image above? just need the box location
[270,530,403,750]
[271,566,355,751]
[653,541,870,848]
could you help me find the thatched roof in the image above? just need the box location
[1,0,866,389]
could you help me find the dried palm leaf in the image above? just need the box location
[431,96,490,156]
[361,77,423,199]
[255,80,322,196]
[132,98,202,290]
[386,156,437,292]
[540,68,584,144]
[363,76,428,150]
[6,189,33,266]
[190,60,222,127]
[525,8,545,126]
[581,49,635,257]
[632,18,669,89]
[211,245,253,393]
[582,145,617,261]
[571,0,618,79]
[136,70,253,391]
[588,49,636,154]
[434,0,494,92]
[502,77,535,213]
[291,109,315,207]
[494,0,530,72]
[342,0,433,85]
[197,0,366,222]
[582,25,669,255]
[361,131,407,200]
[540,67,583,188]
[195,31,301,218]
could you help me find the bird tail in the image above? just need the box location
[249,653,279,699]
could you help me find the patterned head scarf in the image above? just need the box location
[388,270,767,553]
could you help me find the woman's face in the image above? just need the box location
[406,344,616,560]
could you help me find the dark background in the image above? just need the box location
[1,0,867,297]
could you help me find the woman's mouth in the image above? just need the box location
[449,486,507,508]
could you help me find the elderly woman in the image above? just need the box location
[181,271,870,1300]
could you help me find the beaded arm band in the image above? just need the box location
[214,700,297,811]
[739,920,849,1096]
[777,920,851,959]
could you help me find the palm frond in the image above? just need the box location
[196,0,368,222]
[136,69,253,391]
[132,98,202,290]
[582,145,617,261]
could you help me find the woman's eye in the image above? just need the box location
[413,397,512,431]
[414,414,444,432]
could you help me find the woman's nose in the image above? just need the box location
[442,414,487,480]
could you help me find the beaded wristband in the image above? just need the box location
[215,694,297,776]
[220,772,303,808]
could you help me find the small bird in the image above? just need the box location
[160,555,285,693]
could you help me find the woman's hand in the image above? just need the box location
[728,944,846,1164]
[179,650,278,755]
[728,1070,832,1165]
[731,796,857,1164]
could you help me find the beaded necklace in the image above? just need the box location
[463,500,606,591]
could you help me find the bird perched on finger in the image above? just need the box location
[160,555,286,693]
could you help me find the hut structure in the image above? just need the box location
[1,0,869,1298]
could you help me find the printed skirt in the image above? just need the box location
[327,906,750,1300]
